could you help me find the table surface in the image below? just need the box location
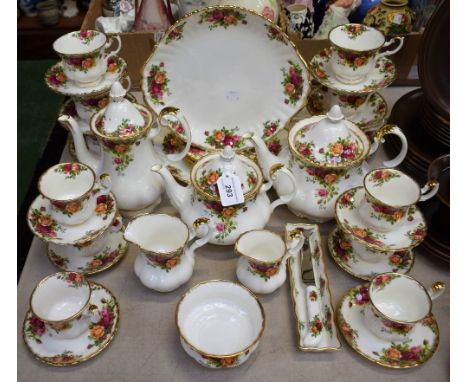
[17,88,450,382]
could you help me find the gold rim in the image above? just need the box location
[53,30,108,57]
[140,5,312,154]
[175,280,266,358]
[336,285,440,369]
[288,115,371,170]
[23,281,120,367]
[328,23,386,54]
[284,223,342,351]
[46,229,129,276]
[334,186,428,251]
[234,229,286,266]
[327,226,415,282]
[124,213,190,257]
[37,163,96,203]
[29,272,92,324]
[368,272,432,325]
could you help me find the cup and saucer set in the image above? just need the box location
[309,23,403,137]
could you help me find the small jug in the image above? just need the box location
[124,214,212,292]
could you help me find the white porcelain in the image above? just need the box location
[365,273,445,342]
[235,229,303,294]
[285,223,342,351]
[337,283,440,368]
[30,272,100,340]
[359,168,439,232]
[124,214,212,292]
[24,281,119,366]
[286,4,310,34]
[328,24,403,84]
[247,105,408,222]
[328,226,414,281]
[59,81,192,216]
[142,6,310,152]
[176,280,265,368]
[218,0,279,22]
[53,30,122,87]
[152,146,296,245]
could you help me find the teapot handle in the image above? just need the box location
[156,107,192,163]
[370,124,408,168]
[269,164,297,213]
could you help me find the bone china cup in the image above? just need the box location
[364,273,445,342]
[328,24,403,84]
[176,280,265,368]
[38,163,110,226]
[53,30,121,87]
[30,272,100,340]
[358,168,439,232]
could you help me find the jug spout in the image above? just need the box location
[151,164,190,211]
[58,115,100,172]
[244,132,285,181]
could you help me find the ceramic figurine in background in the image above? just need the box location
[363,0,413,36]
[314,0,361,39]
[134,0,173,31]
[285,3,314,39]
[62,0,79,17]
[217,0,280,23]
[349,0,380,22]
[37,0,62,26]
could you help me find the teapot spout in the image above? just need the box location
[58,115,100,172]
[151,164,190,211]
[244,132,285,181]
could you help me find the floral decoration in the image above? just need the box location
[87,295,117,348]
[265,24,286,44]
[146,254,181,272]
[336,49,372,70]
[321,137,362,164]
[163,132,186,155]
[339,188,358,210]
[80,96,109,111]
[42,350,80,365]
[72,30,99,44]
[338,312,359,347]
[198,9,247,30]
[29,207,63,240]
[262,119,280,139]
[54,162,87,179]
[247,261,280,281]
[94,194,115,219]
[382,319,413,336]
[406,223,427,244]
[106,55,124,73]
[421,314,438,334]
[102,140,134,175]
[372,273,399,291]
[348,285,370,307]
[49,250,70,268]
[369,199,407,225]
[262,7,275,22]
[332,229,357,264]
[266,137,282,156]
[281,60,304,106]
[319,276,326,297]
[309,290,318,301]
[388,250,412,271]
[51,199,84,217]
[25,314,46,344]
[368,169,400,186]
[324,305,333,334]
[308,314,323,337]
[147,62,171,105]
[341,24,367,39]
[65,53,100,73]
[57,272,86,288]
[197,169,222,197]
[304,166,347,210]
[201,353,241,368]
[344,221,386,247]
[375,340,432,367]
[46,65,68,88]
[336,93,368,110]
[165,22,186,44]
[205,127,244,149]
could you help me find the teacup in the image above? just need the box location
[358,168,439,232]
[53,30,121,87]
[29,272,101,340]
[364,273,445,342]
[328,23,403,84]
[235,229,303,294]
[124,214,212,292]
[176,280,265,368]
[38,163,111,226]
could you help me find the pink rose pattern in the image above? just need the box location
[72,30,99,45]
[28,207,62,240]
[204,127,245,149]
[147,62,170,106]
[281,60,304,106]
[165,22,186,44]
[45,64,68,88]
[54,162,87,179]
[265,24,286,45]
[198,9,248,30]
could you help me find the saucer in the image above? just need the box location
[336,284,439,368]
[335,187,427,251]
[310,48,396,94]
[47,227,128,275]
[44,55,127,98]
[307,85,388,131]
[23,281,119,366]
[328,226,414,281]
[27,189,117,245]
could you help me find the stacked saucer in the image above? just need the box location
[329,168,439,280]
[44,30,129,156]
[27,162,127,275]
[309,23,402,137]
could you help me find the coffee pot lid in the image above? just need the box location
[290,105,370,169]
[191,146,263,203]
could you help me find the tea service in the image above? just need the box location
[124,214,212,292]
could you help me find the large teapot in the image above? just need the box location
[152,146,296,245]
[247,105,408,222]
[59,81,191,217]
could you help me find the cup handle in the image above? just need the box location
[155,106,193,162]
[104,35,122,60]
[122,76,132,92]
[98,173,112,195]
[87,304,101,324]
[285,229,305,261]
[370,124,408,168]
[419,154,449,202]
[187,218,212,258]
[376,36,404,60]
[428,281,446,301]
[269,164,297,213]
[110,214,124,233]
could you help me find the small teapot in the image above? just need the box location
[59,81,191,217]
[247,105,408,222]
[152,146,297,245]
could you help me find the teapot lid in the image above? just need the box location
[289,105,370,169]
[191,146,263,203]
[92,81,151,140]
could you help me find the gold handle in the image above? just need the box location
[192,217,210,230]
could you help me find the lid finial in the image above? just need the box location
[327,105,344,122]
[221,146,235,161]
[109,81,126,101]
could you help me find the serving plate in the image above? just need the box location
[142,6,310,153]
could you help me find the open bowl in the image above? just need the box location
[176,280,265,368]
